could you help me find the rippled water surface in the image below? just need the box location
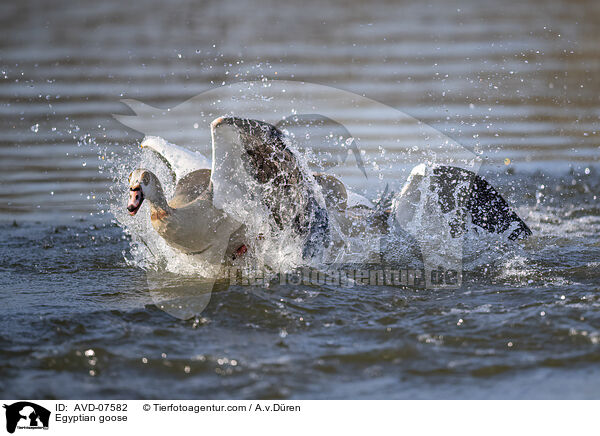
[1,0,599,399]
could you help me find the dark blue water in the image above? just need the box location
[1,0,599,399]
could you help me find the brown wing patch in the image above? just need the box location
[150,208,169,221]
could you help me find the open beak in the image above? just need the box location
[127,186,144,216]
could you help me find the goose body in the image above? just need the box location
[128,167,246,265]
[127,116,531,270]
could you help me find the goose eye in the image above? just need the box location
[142,173,150,185]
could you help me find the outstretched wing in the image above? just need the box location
[393,164,531,241]
[389,164,531,288]
[430,166,532,240]
[140,136,211,183]
[210,117,330,259]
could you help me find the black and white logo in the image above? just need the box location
[3,402,50,434]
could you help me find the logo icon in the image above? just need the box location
[3,402,50,434]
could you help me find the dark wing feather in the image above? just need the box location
[220,117,330,258]
[430,166,532,240]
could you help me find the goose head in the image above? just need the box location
[127,168,163,216]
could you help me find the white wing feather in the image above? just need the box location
[140,136,211,182]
